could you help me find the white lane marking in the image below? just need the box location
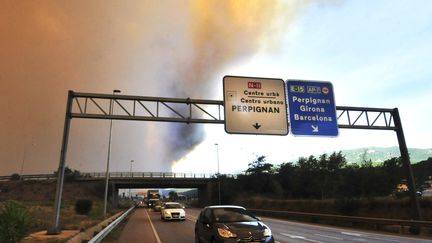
[341,231,362,237]
[264,217,427,243]
[145,209,162,243]
[314,234,343,240]
[280,233,306,239]
[280,233,324,243]
[364,236,407,243]
[186,215,198,222]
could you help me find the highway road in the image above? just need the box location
[114,207,431,243]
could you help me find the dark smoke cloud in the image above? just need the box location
[0,0,310,174]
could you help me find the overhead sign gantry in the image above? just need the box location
[49,81,422,234]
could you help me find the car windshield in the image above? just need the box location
[213,208,257,222]
[164,203,182,209]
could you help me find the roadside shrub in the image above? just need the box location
[335,198,360,215]
[0,200,33,243]
[75,199,93,215]
[10,174,20,181]
[93,181,112,199]
[53,166,81,182]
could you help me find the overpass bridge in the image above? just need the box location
[79,172,221,207]
[0,172,224,207]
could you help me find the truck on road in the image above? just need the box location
[146,189,160,208]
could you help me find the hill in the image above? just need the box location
[340,147,432,164]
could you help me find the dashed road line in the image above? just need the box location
[186,215,198,222]
[280,233,324,243]
[145,209,162,243]
[314,234,343,240]
[341,231,362,237]
[363,236,407,243]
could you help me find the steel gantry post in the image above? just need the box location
[392,108,422,220]
[48,91,74,234]
[336,106,422,221]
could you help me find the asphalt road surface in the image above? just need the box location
[114,208,431,243]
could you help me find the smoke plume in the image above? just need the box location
[0,0,309,174]
[159,0,307,165]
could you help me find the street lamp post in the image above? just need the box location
[129,159,134,199]
[215,143,221,205]
[103,89,121,217]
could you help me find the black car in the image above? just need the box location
[153,201,163,212]
[195,205,274,243]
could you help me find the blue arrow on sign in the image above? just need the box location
[286,80,339,136]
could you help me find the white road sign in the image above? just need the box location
[223,75,288,135]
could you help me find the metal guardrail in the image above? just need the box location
[88,206,135,243]
[249,208,432,230]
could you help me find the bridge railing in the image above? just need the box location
[0,174,57,181]
[81,172,219,179]
[0,172,236,181]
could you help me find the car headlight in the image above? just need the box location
[263,227,272,237]
[217,227,237,238]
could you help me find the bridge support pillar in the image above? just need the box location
[198,180,218,207]
[198,183,212,207]
[112,187,119,208]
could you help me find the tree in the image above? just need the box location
[246,156,274,174]
[327,151,347,172]
[295,155,321,198]
[360,149,373,168]
[318,154,328,170]
[242,156,282,195]
[298,156,319,171]
[10,173,20,181]
[277,162,297,197]
[381,157,404,196]
[168,191,178,201]
[53,166,81,181]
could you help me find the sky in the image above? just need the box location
[1,0,431,176]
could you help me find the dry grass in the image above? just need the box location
[0,180,120,236]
